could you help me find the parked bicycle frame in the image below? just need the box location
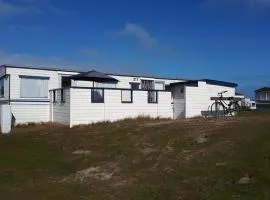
[209,91,241,118]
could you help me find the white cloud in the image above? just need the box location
[116,23,157,49]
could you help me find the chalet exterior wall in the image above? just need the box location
[185,82,235,118]
[171,81,236,118]
[51,88,172,127]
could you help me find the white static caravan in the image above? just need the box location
[0,65,183,126]
[170,80,238,118]
[0,64,239,127]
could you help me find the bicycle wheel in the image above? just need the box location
[211,102,225,118]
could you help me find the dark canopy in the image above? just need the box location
[69,70,119,83]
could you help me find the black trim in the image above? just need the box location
[19,75,50,80]
[0,99,9,103]
[53,90,57,103]
[9,99,50,103]
[121,90,133,103]
[60,89,65,103]
[148,91,158,104]
[170,81,199,87]
[2,64,80,73]
[91,88,104,103]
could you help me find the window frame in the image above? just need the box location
[19,75,50,98]
[91,88,104,103]
[121,89,133,103]
[148,91,158,104]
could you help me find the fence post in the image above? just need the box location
[0,105,12,135]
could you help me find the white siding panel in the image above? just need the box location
[156,92,172,118]
[70,88,172,127]
[185,82,236,118]
[70,88,105,126]
[10,103,50,124]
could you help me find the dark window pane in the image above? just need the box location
[0,78,4,97]
[130,82,140,90]
[91,89,104,103]
[148,91,158,103]
[141,80,154,90]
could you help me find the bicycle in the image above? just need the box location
[209,91,241,118]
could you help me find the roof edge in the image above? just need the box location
[201,79,238,88]
[170,79,238,88]
[255,87,270,92]
[1,64,186,81]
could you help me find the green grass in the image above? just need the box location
[1,113,270,199]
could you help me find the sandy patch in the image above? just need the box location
[60,163,119,183]
[72,150,91,155]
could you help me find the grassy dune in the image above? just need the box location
[1,113,270,200]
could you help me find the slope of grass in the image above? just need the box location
[0,113,270,199]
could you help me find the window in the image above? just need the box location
[0,77,4,98]
[148,91,158,103]
[130,82,140,90]
[141,80,154,90]
[20,76,49,98]
[155,81,165,90]
[62,77,71,87]
[121,90,133,103]
[91,89,104,103]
